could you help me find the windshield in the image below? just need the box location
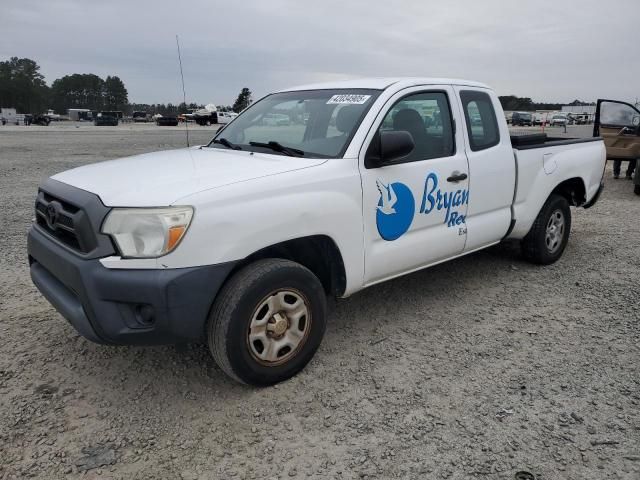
[208,89,381,158]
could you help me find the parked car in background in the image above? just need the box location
[217,111,238,124]
[46,109,62,121]
[193,104,219,126]
[155,114,179,126]
[550,114,569,127]
[571,113,591,125]
[94,112,119,126]
[132,111,150,123]
[263,113,290,126]
[511,111,533,126]
[32,114,51,126]
[504,111,514,125]
[533,113,551,126]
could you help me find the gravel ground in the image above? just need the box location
[1,123,638,480]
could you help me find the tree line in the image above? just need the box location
[0,57,253,116]
[0,57,129,113]
[9,56,598,116]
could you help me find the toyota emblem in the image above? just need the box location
[46,203,59,228]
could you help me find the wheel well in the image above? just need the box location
[234,235,347,297]
[551,177,586,206]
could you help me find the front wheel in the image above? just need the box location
[521,194,571,264]
[208,259,327,386]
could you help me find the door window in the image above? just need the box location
[460,90,500,151]
[600,101,640,127]
[378,91,455,162]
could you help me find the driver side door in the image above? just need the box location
[594,99,640,160]
[359,86,470,285]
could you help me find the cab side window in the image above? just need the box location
[460,90,500,151]
[378,91,455,162]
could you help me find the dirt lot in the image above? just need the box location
[1,123,638,480]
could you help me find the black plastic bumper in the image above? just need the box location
[28,226,236,345]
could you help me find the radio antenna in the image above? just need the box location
[175,34,190,147]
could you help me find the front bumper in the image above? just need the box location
[28,226,236,345]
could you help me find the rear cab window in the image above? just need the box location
[460,90,500,151]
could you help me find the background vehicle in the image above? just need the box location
[132,111,150,122]
[511,111,533,126]
[571,113,590,125]
[262,112,290,126]
[31,114,51,126]
[28,78,606,386]
[155,114,179,126]
[533,112,551,126]
[217,111,238,124]
[550,114,569,127]
[94,112,119,126]
[193,104,219,126]
[504,111,513,125]
[594,99,640,195]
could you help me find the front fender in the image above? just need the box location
[164,161,365,295]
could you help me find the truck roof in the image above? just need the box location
[278,77,490,92]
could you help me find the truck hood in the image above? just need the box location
[52,147,327,206]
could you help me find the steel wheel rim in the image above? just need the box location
[545,209,565,254]
[247,288,312,366]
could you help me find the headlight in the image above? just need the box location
[102,207,193,258]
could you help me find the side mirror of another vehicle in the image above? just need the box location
[365,130,415,168]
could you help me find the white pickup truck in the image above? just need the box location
[28,78,606,385]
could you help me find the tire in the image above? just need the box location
[634,185,640,196]
[521,194,571,265]
[208,259,327,386]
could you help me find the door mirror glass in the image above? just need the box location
[633,116,640,127]
[379,130,415,164]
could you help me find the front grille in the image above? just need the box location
[41,192,80,214]
[34,179,116,259]
[35,190,94,253]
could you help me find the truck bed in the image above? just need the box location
[508,133,606,239]
[510,133,602,150]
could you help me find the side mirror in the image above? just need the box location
[381,130,415,163]
[633,116,640,127]
[365,130,415,168]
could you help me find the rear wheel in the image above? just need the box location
[208,259,327,386]
[521,194,571,264]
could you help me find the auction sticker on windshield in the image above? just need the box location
[327,94,371,104]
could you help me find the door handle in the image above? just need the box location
[447,172,468,183]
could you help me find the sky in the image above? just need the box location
[2,0,639,106]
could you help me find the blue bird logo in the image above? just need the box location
[375,180,415,241]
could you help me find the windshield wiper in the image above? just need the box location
[249,141,305,157]
[212,138,242,150]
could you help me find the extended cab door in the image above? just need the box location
[453,87,516,251]
[359,86,470,285]
[594,99,640,161]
